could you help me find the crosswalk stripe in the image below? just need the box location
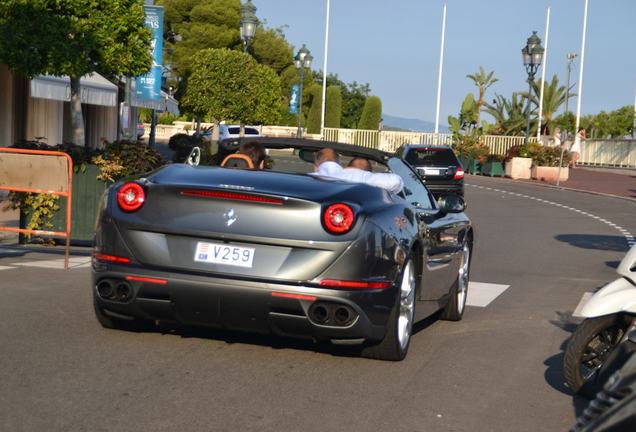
[466,282,510,307]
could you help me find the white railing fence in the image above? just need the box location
[145,123,636,168]
[581,140,636,168]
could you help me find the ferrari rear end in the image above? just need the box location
[92,165,404,346]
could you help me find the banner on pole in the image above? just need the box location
[289,84,300,114]
[135,6,164,101]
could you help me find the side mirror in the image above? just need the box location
[186,147,201,166]
[437,193,466,214]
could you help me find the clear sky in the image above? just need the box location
[256,0,636,127]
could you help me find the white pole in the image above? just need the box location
[320,0,331,139]
[537,6,551,140]
[434,3,447,135]
[633,84,636,137]
[574,0,589,134]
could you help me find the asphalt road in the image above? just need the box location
[1,172,635,432]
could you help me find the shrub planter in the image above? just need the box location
[20,165,109,245]
[481,161,505,177]
[462,158,481,174]
[504,157,532,179]
[52,165,108,243]
[531,165,569,183]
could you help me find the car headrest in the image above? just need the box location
[220,153,254,169]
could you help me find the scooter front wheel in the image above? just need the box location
[563,314,633,398]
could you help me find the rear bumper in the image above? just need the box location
[424,182,464,197]
[92,264,396,343]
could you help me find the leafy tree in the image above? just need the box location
[306,85,322,134]
[0,0,152,147]
[358,96,382,130]
[162,0,241,74]
[466,67,498,126]
[251,27,293,74]
[180,48,281,132]
[325,85,342,128]
[554,111,576,136]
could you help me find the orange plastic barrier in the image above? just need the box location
[0,147,73,269]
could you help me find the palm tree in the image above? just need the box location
[484,93,529,136]
[466,67,499,126]
[526,74,575,135]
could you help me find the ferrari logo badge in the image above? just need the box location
[224,208,237,227]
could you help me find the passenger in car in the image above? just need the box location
[239,141,266,169]
[347,157,372,172]
[313,148,403,194]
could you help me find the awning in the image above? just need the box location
[30,73,118,107]
[130,90,180,115]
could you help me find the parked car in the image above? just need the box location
[219,124,261,141]
[92,138,473,361]
[396,145,464,198]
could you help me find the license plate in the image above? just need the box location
[423,168,441,175]
[194,242,255,268]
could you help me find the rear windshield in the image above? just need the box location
[405,148,458,166]
[227,127,259,135]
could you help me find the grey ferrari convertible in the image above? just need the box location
[92,138,473,360]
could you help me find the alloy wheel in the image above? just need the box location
[398,260,416,350]
[457,244,470,315]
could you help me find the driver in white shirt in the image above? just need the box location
[312,148,404,194]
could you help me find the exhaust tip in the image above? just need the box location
[115,283,132,302]
[309,304,329,324]
[334,306,353,326]
[96,280,114,299]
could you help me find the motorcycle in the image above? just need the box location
[564,244,636,398]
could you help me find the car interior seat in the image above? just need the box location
[220,153,254,169]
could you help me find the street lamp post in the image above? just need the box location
[564,52,578,132]
[521,31,545,141]
[294,44,313,138]
[556,52,578,187]
[240,0,257,52]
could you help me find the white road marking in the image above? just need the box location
[0,265,14,271]
[466,282,510,307]
[13,257,91,269]
[573,292,594,318]
[468,184,636,248]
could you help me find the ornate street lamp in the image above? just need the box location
[294,44,313,138]
[521,31,545,141]
[240,0,258,52]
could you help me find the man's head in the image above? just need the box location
[347,157,372,172]
[314,148,339,168]
[239,141,266,169]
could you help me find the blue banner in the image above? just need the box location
[289,84,300,114]
[135,6,164,101]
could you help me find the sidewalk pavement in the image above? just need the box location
[519,166,636,201]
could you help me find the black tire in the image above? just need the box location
[441,242,471,321]
[361,259,416,361]
[563,315,631,398]
[93,297,138,331]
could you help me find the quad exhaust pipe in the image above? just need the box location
[96,279,132,302]
[308,302,356,327]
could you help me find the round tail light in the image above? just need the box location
[117,182,145,212]
[323,203,355,234]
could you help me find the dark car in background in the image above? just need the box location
[92,138,473,361]
[396,145,464,198]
